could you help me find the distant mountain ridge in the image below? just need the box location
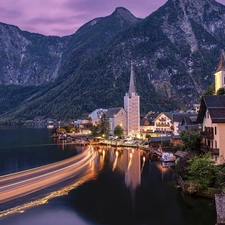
[0,1,225,121]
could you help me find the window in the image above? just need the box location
[215,127,217,135]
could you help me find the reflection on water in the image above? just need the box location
[0,128,84,176]
[73,147,216,225]
[0,141,217,225]
[0,149,99,220]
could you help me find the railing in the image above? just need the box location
[156,123,170,127]
[200,131,214,139]
[200,145,219,155]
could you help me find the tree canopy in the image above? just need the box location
[114,125,124,137]
[90,113,109,137]
[187,153,218,190]
[179,130,201,152]
[217,87,225,95]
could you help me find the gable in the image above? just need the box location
[106,107,124,118]
[198,96,225,123]
[153,112,172,123]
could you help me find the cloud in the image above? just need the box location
[0,0,225,36]
[0,0,169,36]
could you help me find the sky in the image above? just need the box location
[0,0,225,37]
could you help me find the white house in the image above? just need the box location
[153,112,172,134]
[88,108,108,125]
[197,95,225,165]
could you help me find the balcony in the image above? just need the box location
[156,123,170,127]
[200,131,214,139]
[200,145,219,155]
[158,118,166,121]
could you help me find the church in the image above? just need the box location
[107,63,140,137]
[124,63,140,136]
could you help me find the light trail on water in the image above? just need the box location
[0,146,96,205]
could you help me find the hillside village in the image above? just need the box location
[3,50,225,225]
[65,52,225,167]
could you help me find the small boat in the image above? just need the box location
[160,152,176,162]
[59,134,67,140]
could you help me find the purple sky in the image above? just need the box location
[0,0,225,37]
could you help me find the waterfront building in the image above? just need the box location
[153,112,172,134]
[197,95,225,164]
[88,108,108,125]
[106,107,127,136]
[197,51,225,164]
[124,63,140,137]
[140,117,155,135]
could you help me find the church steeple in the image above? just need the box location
[128,62,136,95]
[215,50,225,73]
[214,50,225,94]
[124,61,140,136]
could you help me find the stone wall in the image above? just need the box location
[215,194,225,224]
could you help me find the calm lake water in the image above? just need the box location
[0,127,217,225]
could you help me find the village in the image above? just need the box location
[45,53,225,224]
[52,53,225,167]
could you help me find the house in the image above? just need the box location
[106,107,127,136]
[140,112,159,136]
[179,115,199,132]
[74,119,92,134]
[140,117,155,135]
[172,112,198,135]
[88,108,108,125]
[153,112,173,134]
[197,95,225,165]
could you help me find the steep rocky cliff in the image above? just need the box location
[0,22,70,86]
[1,1,225,121]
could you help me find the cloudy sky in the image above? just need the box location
[0,0,225,37]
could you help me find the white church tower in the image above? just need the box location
[124,62,140,137]
[214,51,225,94]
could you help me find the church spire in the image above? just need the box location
[128,62,136,94]
[215,50,225,73]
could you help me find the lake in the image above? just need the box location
[0,127,217,225]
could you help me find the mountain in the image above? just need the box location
[0,22,70,86]
[0,1,225,121]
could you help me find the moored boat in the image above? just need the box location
[160,152,176,162]
[59,134,67,140]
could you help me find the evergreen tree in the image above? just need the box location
[114,125,124,137]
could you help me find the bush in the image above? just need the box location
[187,153,218,190]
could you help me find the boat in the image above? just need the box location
[59,134,67,140]
[160,152,176,162]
